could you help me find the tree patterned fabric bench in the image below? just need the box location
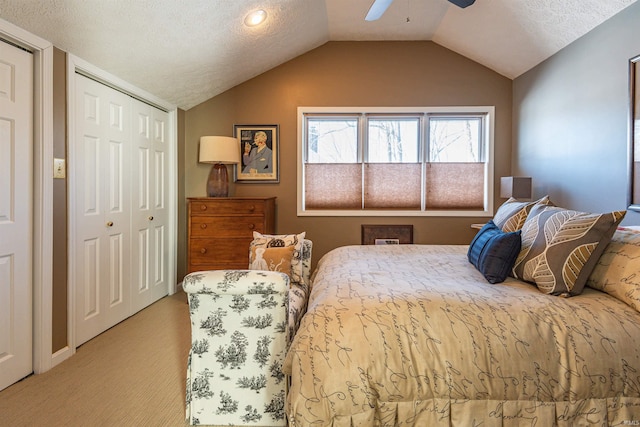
[184,270,288,426]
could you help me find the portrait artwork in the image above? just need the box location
[234,124,279,183]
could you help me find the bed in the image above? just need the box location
[283,221,640,425]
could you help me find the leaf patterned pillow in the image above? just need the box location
[249,246,294,276]
[493,195,552,233]
[512,204,626,296]
[587,226,640,312]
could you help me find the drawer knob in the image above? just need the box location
[200,205,207,211]
[106,221,114,227]
[248,205,255,211]
[148,216,154,221]
[200,224,207,229]
[200,248,207,254]
[248,223,255,230]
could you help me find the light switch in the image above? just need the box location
[53,158,66,179]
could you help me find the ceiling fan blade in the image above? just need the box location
[448,0,476,8]
[365,0,394,21]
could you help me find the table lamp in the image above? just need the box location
[199,136,240,197]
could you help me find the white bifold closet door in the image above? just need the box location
[130,100,170,313]
[74,74,168,346]
[0,40,33,391]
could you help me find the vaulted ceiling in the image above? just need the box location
[0,0,636,110]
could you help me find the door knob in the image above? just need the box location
[106,221,114,227]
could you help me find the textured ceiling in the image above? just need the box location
[0,0,636,110]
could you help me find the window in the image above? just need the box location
[298,107,494,216]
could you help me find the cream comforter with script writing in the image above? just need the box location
[283,245,640,426]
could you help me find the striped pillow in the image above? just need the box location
[468,221,522,284]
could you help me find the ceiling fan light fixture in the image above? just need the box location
[244,9,267,27]
[365,0,393,21]
[365,0,476,21]
[448,0,476,8]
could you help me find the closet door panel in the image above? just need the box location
[152,118,167,288]
[0,41,33,391]
[131,102,169,313]
[74,75,131,345]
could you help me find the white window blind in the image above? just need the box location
[298,107,494,217]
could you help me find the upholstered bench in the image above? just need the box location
[184,270,289,426]
[247,233,313,344]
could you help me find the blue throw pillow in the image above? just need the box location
[468,220,522,284]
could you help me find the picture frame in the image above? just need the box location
[234,124,279,183]
[628,55,640,211]
[361,225,413,245]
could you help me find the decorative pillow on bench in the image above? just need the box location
[249,245,295,275]
[249,231,306,285]
[468,220,522,284]
[512,205,625,296]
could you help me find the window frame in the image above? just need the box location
[297,106,495,217]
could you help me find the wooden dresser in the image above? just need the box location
[187,197,276,273]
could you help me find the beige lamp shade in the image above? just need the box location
[199,136,240,164]
[500,176,532,199]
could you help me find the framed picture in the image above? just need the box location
[234,124,279,183]
[629,55,640,211]
[361,225,413,245]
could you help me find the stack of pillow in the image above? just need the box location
[468,196,626,296]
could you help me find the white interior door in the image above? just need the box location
[130,102,169,313]
[0,40,33,390]
[74,74,131,346]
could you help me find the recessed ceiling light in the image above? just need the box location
[244,9,267,27]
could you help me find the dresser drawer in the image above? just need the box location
[191,200,266,216]
[189,238,251,266]
[190,216,264,238]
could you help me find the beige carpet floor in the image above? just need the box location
[0,290,194,427]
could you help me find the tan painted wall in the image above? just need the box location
[183,41,513,277]
[52,47,68,351]
[176,109,187,281]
